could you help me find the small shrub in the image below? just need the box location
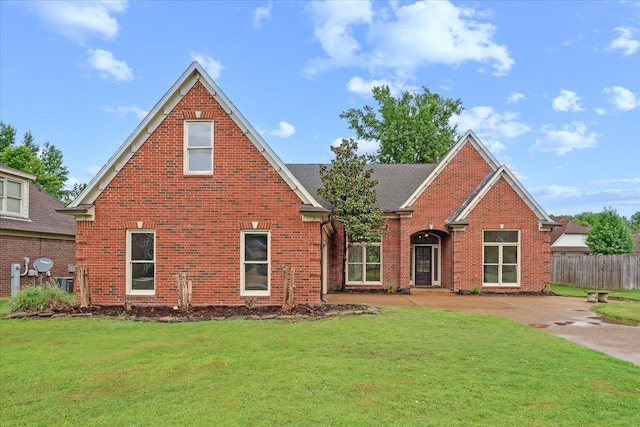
[386,284,398,294]
[471,286,482,295]
[9,282,71,312]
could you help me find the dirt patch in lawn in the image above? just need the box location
[4,303,378,322]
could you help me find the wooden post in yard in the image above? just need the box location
[76,267,91,308]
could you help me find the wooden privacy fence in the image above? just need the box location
[551,254,640,290]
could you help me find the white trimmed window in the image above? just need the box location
[126,230,156,295]
[0,176,27,218]
[346,243,382,285]
[184,120,213,174]
[241,231,270,296]
[483,230,519,286]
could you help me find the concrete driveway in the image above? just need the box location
[325,288,640,366]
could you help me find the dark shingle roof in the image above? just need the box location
[550,216,591,244]
[286,163,436,212]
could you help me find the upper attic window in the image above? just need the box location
[0,175,28,218]
[184,121,213,175]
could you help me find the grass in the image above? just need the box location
[551,284,640,324]
[551,284,640,301]
[1,307,638,426]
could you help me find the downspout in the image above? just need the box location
[319,214,332,303]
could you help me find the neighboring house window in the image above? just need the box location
[184,121,213,174]
[241,231,270,296]
[347,243,382,284]
[483,230,519,286]
[127,230,156,295]
[0,177,26,217]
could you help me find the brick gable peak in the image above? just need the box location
[446,164,559,230]
[64,61,323,214]
[400,130,501,209]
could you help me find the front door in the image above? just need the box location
[414,246,432,286]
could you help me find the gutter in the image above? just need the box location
[319,214,332,303]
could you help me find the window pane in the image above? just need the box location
[347,264,362,282]
[366,264,380,281]
[484,265,498,283]
[244,264,268,290]
[7,181,21,198]
[502,265,518,283]
[348,246,362,263]
[131,263,154,290]
[131,233,154,261]
[502,246,518,264]
[484,246,499,263]
[188,123,212,147]
[7,197,20,213]
[0,180,4,197]
[433,248,439,281]
[484,230,518,243]
[188,148,212,172]
[366,246,380,263]
[245,234,268,261]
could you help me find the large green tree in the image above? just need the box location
[585,208,635,254]
[340,85,463,164]
[319,138,387,246]
[0,122,72,200]
[626,212,640,230]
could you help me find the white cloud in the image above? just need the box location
[347,76,396,96]
[603,86,640,111]
[87,49,133,82]
[306,0,514,78]
[552,90,584,112]
[190,52,223,80]
[608,26,640,56]
[507,92,525,104]
[533,184,582,199]
[30,0,128,44]
[529,121,598,155]
[452,106,530,153]
[103,105,148,120]
[331,137,379,155]
[253,2,272,29]
[269,121,296,138]
[595,108,606,116]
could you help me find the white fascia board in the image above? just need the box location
[69,65,199,208]
[451,165,555,223]
[399,130,500,209]
[0,165,36,181]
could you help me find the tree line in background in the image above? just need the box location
[0,121,86,203]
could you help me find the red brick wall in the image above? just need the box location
[75,81,322,307]
[451,177,552,293]
[0,235,76,297]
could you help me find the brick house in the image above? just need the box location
[60,62,558,307]
[1,162,76,297]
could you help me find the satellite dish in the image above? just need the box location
[34,257,54,273]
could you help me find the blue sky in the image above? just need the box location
[1,0,639,218]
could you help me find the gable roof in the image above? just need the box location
[446,165,558,228]
[0,161,36,181]
[67,62,322,210]
[287,163,435,213]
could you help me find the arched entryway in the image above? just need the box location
[411,231,442,287]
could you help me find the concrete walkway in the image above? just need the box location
[325,288,640,366]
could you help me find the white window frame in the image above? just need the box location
[482,230,520,287]
[240,230,271,296]
[183,120,213,175]
[346,242,383,285]
[0,175,29,218]
[126,229,156,295]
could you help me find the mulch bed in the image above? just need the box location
[3,303,378,322]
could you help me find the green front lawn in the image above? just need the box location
[1,307,638,426]
[551,284,640,301]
